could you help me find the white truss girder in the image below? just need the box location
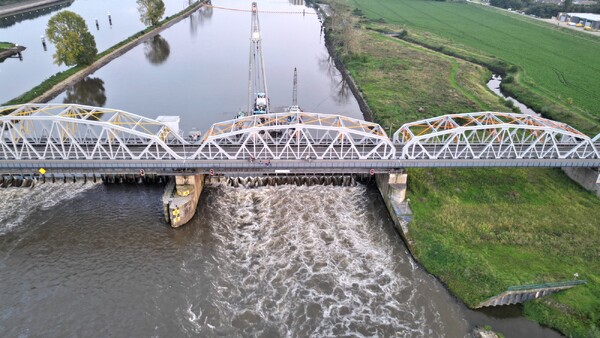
[191,111,395,160]
[0,104,186,160]
[393,112,599,160]
[1,106,598,165]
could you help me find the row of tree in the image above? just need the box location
[489,0,600,18]
[46,0,166,67]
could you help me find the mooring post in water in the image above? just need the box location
[41,36,46,51]
[95,18,99,30]
[162,174,205,228]
[108,12,112,26]
[15,44,22,61]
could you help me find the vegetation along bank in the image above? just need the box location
[319,0,600,337]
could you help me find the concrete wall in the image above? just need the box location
[375,172,414,250]
[562,167,600,199]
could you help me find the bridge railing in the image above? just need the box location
[507,280,587,291]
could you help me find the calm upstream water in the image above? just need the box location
[49,0,362,128]
[0,0,195,103]
[1,0,563,337]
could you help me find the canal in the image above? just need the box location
[0,0,563,337]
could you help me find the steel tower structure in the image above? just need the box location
[247,2,269,115]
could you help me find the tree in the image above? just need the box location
[137,0,165,26]
[46,11,97,66]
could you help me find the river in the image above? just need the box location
[486,74,538,116]
[0,0,563,337]
[0,0,197,104]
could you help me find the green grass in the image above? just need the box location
[323,4,600,336]
[0,41,15,50]
[350,0,600,135]
[408,168,600,337]
[344,31,506,130]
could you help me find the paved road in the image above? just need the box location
[539,18,600,37]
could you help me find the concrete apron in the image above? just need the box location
[162,174,205,228]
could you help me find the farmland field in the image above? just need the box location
[351,0,600,134]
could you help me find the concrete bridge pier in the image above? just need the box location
[162,174,205,228]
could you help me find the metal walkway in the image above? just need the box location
[0,104,598,175]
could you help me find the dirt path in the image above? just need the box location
[30,0,206,104]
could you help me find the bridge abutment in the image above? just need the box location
[562,167,600,199]
[162,174,205,228]
[375,171,414,248]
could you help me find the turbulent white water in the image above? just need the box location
[182,185,465,337]
[0,183,564,337]
[0,183,98,236]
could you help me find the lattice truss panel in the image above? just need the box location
[192,112,395,160]
[0,104,186,160]
[393,112,599,160]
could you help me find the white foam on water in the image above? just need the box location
[0,182,99,236]
[183,185,455,337]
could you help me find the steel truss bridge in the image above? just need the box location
[0,104,599,176]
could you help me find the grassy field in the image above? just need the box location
[323,2,600,336]
[344,32,507,129]
[350,0,600,136]
[408,168,600,337]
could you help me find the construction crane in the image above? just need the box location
[247,2,269,115]
[286,67,302,114]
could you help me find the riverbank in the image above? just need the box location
[0,0,70,17]
[2,0,207,106]
[321,1,600,337]
[0,42,24,62]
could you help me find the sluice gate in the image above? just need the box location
[207,174,372,188]
[0,173,169,187]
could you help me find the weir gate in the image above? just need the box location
[1,104,599,226]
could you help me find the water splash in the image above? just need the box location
[181,185,461,337]
[0,182,99,236]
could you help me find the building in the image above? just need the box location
[558,12,600,29]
